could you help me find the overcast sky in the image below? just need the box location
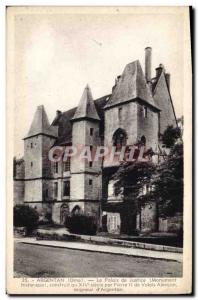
[14,7,184,157]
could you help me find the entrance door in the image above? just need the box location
[60,204,69,225]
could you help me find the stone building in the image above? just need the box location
[14,47,178,234]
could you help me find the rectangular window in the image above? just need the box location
[54,162,58,173]
[31,162,33,167]
[54,182,58,198]
[64,157,70,172]
[89,179,93,186]
[118,107,123,121]
[89,161,93,168]
[90,128,94,136]
[31,143,33,148]
[143,106,148,118]
[63,181,70,197]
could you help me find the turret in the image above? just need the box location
[23,105,57,202]
[70,85,101,221]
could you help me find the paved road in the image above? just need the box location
[14,242,182,278]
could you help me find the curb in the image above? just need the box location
[16,239,183,262]
[36,229,183,254]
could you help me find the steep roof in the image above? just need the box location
[25,105,57,139]
[105,60,159,110]
[52,95,109,146]
[71,85,100,121]
[153,71,177,130]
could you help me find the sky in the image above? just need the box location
[13,7,185,157]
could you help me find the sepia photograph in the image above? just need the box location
[6,6,192,294]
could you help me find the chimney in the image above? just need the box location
[56,110,62,116]
[112,75,121,92]
[145,47,152,82]
[165,73,170,90]
[155,64,164,78]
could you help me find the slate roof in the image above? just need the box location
[105,60,159,110]
[25,105,57,139]
[50,60,165,147]
[52,95,110,146]
[71,85,100,121]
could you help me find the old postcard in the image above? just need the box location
[6,6,192,294]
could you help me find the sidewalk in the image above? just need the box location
[15,237,183,262]
[36,228,183,253]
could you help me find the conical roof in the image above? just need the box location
[72,85,100,121]
[25,105,56,139]
[105,60,159,109]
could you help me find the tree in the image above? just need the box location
[152,141,183,217]
[14,205,39,234]
[112,160,156,211]
[65,214,97,235]
[162,125,181,148]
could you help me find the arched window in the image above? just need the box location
[140,135,146,146]
[112,128,127,150]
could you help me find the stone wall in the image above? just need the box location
[139,202,157,233]
[137,103,159,150]
[24,180,43,203]
[42,135,57,178]
[159,213,183,233]
[14,158,25,205]
[104,102,137,166]
[24,136,43,179]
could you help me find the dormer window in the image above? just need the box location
[143,106,148,118]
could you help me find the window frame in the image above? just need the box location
[63,157,70,172]
[63,180,70,197]
[143,106,148,118]
[54,182,58,198]
[90,128,94,136]
[53,162,58,174]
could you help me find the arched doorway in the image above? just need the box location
[71,205,82,216]
[60,204,69,225]
[112,128,127,150]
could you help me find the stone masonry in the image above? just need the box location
[14,47,178,234]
